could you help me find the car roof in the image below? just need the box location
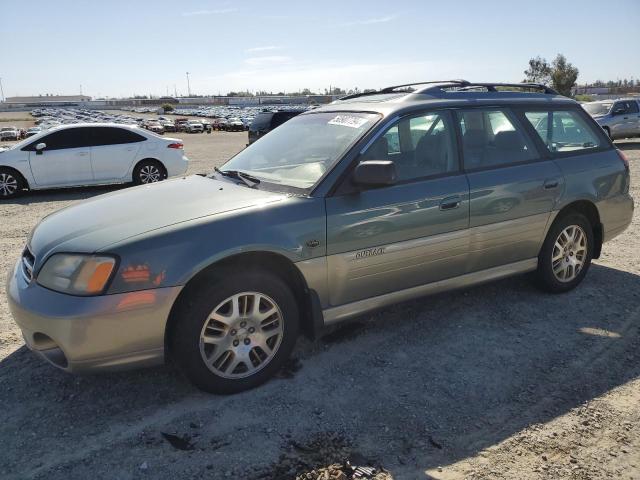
[308,80,577,119]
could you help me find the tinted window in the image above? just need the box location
[456,109,536,169]
[90,127,146,146]
[25,128,92,151]
[250,113,273,131]
[524,110,601,153]
[362,111,458,181]
[272,112,299,128]
[626,101,639,114]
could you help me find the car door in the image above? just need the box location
[25,127,93,186]
[325,110,470,307]
[457,108,564,273]
[609,101,637,137]
[618,100,640,137]
[89,127,145,181]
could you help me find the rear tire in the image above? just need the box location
[536,213,594,293]
[0,168,25,199]
[170,270,299,394]
[133,159,166,185]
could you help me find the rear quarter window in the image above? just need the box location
[523,110,602,153]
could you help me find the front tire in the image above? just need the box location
[536,213,594,293]
[0,168,25,199]
[170,270,300,394]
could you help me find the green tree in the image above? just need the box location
[524,54,579,97]
[161,103,174,113]
[550,54,579,96]
[523,56,552,85]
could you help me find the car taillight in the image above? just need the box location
[167,143,183,149]
[616,149,629,170]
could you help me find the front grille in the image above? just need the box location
[21,246,35,283]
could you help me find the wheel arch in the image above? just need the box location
[0,165,30,190]
[551,200,603,258]
[164,251,322,361]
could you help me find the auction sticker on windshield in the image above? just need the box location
[328,115,370,128]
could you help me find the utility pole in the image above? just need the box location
[0,77,5,102]
[80,84,83,95]
[186,72,191,97]
[174,84,177,97]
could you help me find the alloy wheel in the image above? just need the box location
[139,165,161,183]
[552,225,587,282]
[0,173,18,197]
[199,292,284,379]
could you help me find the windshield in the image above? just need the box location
[583,102,612,116]
[220,112,379,190]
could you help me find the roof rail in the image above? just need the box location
[337,80,559,101]
[338,80,471,101]
[418,82,559,95]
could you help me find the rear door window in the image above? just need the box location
[456,109,537,169]
[523,110,602,153]
[89,127,146,146]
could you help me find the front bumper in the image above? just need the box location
[6,260,182,373]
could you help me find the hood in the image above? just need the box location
[29,175,285,261]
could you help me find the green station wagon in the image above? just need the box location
[7,81,634,393]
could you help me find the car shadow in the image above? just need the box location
[0,263,638,478]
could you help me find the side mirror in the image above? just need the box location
[353,160,397,187]
[35,142,46,155]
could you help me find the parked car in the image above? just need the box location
[0,127,19,141]
[143,120,164,135]
[185,120,204,133]
[0,123,188,198]
[175,118,190,132]
[25,127,42,138]
[6,81,633,395]
[161,120,177,132]
[224,118,244,132]
[583,99,640,140]
[212,118,228,131]
[248,110,302,144]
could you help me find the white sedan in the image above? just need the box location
[0,123,188,199]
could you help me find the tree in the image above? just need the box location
[523,56,552,85]
[524,54,579,97]
[550,54,579,97]
[161,103,174,113]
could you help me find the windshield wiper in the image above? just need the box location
[214,167,260,188]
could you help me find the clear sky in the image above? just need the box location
[1,0,638,98]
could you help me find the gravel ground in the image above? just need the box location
[0,113,638,479]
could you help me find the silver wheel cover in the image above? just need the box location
[199,292,284,379]
[552,225,588,283]
[139,165,161,183]
[0,173,18,197]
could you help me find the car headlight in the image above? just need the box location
[37,254,117,296]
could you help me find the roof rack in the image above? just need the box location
[337,80,558,101]
[424,82,559,95]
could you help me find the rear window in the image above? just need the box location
[523,110,602,153]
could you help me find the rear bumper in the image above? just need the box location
[6,260,182,373]
[167,155,189,177]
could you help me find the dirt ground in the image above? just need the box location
[0,111,638,479]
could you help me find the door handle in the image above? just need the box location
[440,196,461,210]
[543,179,559,190]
